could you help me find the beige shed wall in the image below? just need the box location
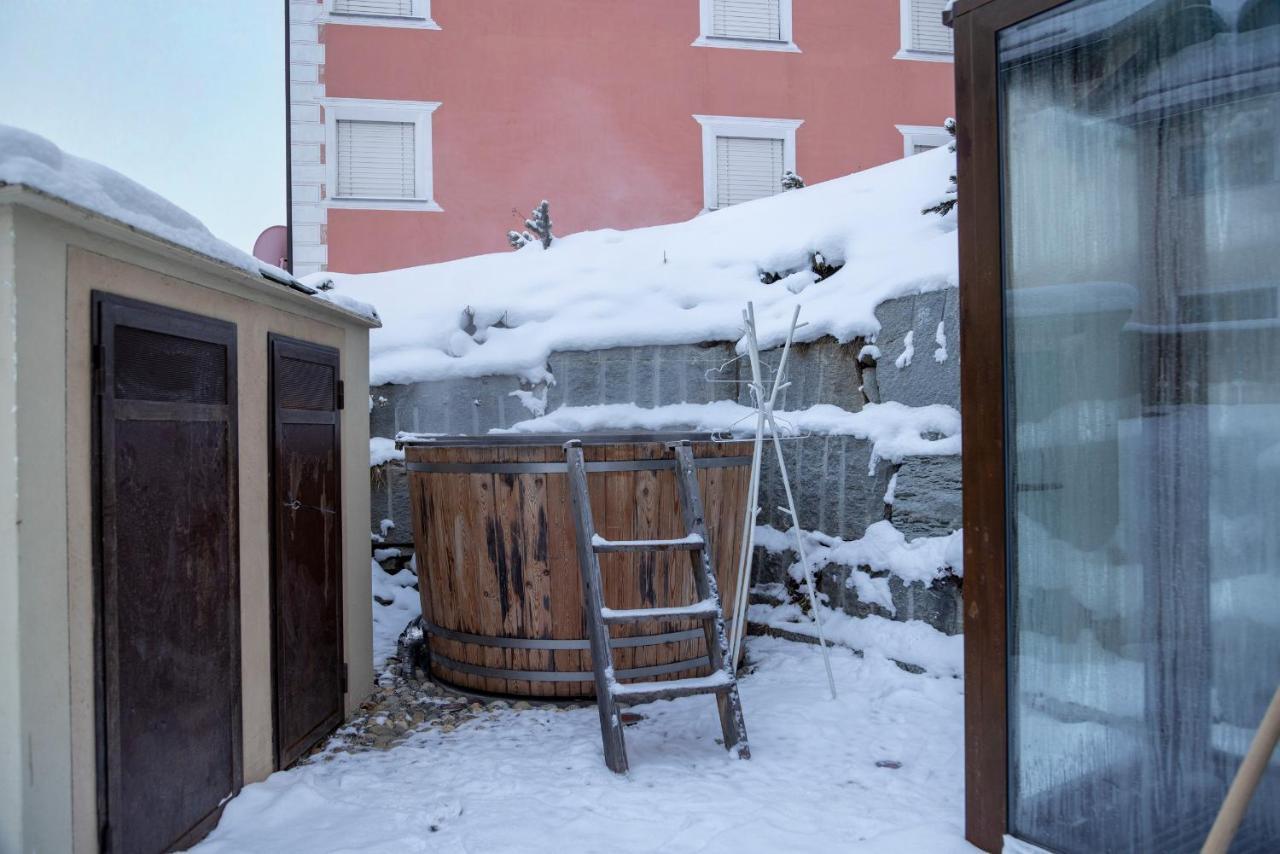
[0,205,24,854]
[1,199,374,854]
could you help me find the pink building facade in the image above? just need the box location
[288,0,955,276]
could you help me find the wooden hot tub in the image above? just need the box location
[401,433,752,698]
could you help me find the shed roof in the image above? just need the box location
[0,124,379,329]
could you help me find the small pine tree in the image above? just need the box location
[922,118,957,217]
[526,200,553,249]
[781,170,805,191]
[506,200,555,250]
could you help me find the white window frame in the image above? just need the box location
[693,114,803,212]
[322,97,443,211]
[693,0,800,53]
[895,0,953,63]
[323,0,440,30]
[896,124,952,158]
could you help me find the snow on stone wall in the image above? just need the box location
[370,287,962,634]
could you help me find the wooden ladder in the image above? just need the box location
[563,438,750,773]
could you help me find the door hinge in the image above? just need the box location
[336,380,345,410]
[341,661,349,694]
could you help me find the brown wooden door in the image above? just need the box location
[269,334,345,769]
[92,293,242,854]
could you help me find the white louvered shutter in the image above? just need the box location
[910,0,953,54]
[716,137,784,208]
[913,143,939,155]
[336,120,417,199]
[333,0,415,16]
[712,0,782,41]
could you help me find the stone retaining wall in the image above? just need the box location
[370,287,962,632]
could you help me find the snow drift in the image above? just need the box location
[311,146,958,386]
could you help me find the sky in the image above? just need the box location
[0,0,286,255]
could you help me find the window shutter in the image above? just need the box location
[712,0,782,41]
[335,119,416,199]
[332,0,415,17]
[910,0,953,54]
[716,136,784,208]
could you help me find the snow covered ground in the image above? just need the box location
[749,602,963,681]
[193,635,971,854]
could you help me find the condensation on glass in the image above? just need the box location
[998,0,1279,851]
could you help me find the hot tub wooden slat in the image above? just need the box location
[491,447,519,694]
[426,457,452,680]
[602,443,636,678]
[519,450,553,694]
[543,444,581,698]
[656,444,686,680]
[496,452,522,696]
[467,447,504,694]
[633,446,661,677]
[408,437,750,698]
[457,449,489,692]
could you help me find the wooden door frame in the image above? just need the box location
[950,0,1077,850]
[91,291,243,852]
[267,333,346,770]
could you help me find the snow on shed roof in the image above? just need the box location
[0,123,379,325]
[312,144,958,386]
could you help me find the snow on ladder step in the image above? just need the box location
[600,598,721,625]
[591,532,704,553]
[609,670,735,705]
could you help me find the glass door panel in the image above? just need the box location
[999,0,1280,850]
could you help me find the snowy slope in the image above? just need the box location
[0,124,378,323]
[312,147,957,386]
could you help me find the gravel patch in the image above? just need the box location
[300,660,584,762]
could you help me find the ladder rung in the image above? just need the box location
[591,533,704,553]
[609,671,735,705]
[600,599,720,625]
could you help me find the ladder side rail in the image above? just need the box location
[564,440,630,773]
[672,442,750,757]
[672,443,729,674]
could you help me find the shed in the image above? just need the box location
[0,129,379,853]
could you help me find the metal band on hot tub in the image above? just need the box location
[424,618,733,682]
[430,651,714,683]
[421,617,733,650]
[405,456,751,475]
